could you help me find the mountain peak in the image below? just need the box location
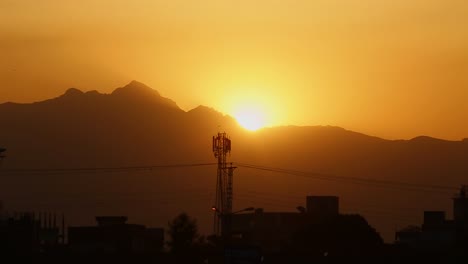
[110,80,180,110]
[188,105,222,115]
[112,80,160,97]
[55,88,85,102]
[63,88,84,97]
[126,80,154,90]
[409,135,450,143]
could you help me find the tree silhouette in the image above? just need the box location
[167,213,199,254]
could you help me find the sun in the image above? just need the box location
[234,107,266,131]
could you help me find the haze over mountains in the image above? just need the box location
[1,81,467,241]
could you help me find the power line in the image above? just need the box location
[234,162,458,193]
[0,163,217,175]
[0,161,459,194]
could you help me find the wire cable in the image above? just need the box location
[235,162,458,192]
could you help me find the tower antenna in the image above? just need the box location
[212,132,236,235]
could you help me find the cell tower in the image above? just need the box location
[212,132,236,235]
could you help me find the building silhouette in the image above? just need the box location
[229,195,382,256]
[306,196,339,216]
[396,186,468,249]
[0,211,64,255]
[68,216,164,254]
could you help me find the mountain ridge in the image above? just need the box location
[1,81,464,142]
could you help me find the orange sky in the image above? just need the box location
[1,0,468,140]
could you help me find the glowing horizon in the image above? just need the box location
[1,0,468,140]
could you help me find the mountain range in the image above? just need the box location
[1,80,467,241]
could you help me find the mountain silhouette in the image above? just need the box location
[0,81,467,241]
[111,80,180,110]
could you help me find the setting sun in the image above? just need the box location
[234,107,266,131]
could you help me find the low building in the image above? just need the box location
[306,196,339,217]
[68,216,163,254]
[0,211,63,254]
[396,186,468,249]
[396,211,455,249]
[230,209,309,252]
[229,195,382,254]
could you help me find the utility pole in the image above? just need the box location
[212,132,236,236]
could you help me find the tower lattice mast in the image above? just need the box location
[212,132,235,235]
